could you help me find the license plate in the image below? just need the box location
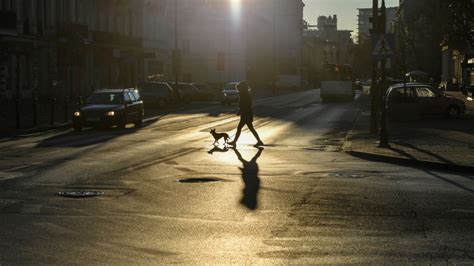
[86,117,100,122]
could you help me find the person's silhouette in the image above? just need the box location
[228,81,264,147]
[231,147,264,210]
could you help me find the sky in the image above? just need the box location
[303,0,399,36]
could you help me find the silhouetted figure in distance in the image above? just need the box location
[231,147,264,210]
[228,81,264,147]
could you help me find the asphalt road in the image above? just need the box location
[0,90,473,264]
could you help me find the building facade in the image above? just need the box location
[163,0,304,87]
[1,0,305,101]
[246,0,305,86]
[395,0,443,81]
[0,0,148,102]
[303,15,353,86]
[357,7,397,44]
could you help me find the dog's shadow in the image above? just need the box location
[207,145,230,155]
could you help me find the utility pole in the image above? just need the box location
[369,0,379,133]
[378,0,389,148]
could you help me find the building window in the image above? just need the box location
[182,40,190,55]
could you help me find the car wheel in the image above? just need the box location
[446,106,460,118]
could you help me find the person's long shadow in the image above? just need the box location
[231,147,264,210]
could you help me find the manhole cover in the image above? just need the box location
[177,177,222,183]
[58,191,104,198]
[328,173,365,178]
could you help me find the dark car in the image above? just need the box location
[140,82,177,108]
[72,88,144,131]
[168,83,199,103]
[221,82,240,105]
[191,83,215,101]
[386,83,466,120]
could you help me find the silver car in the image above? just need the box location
[221,82,240,105]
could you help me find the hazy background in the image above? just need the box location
[303,0,399,38]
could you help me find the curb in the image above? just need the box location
[346,149,474,174]
[1,112,165,138]
[0,122,71,138]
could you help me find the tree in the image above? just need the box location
[442,0,474,86]
[442,0,474,51]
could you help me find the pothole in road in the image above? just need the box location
[301,172,366,179]
[305,145,342,152]
[58,191,104,198]
[177,177,224,183]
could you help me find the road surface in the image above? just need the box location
[0,90,473,264]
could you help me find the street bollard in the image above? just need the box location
[64,96,69,123]
[32,92,38,127]
[50,97,56,126]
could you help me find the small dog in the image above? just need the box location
[210,129,230,145]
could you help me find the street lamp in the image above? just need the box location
[370,0,379,134]
[173,0,180,86]
[378,0,389,148]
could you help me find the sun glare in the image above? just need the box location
[230,0,242,23]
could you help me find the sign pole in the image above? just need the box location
[174,0,179,86]
[378,0,389,147]
[370,0,379,134]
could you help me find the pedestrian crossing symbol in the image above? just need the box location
[371,34,395,59]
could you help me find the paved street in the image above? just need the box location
[1,90,473,264]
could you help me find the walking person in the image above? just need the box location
[228,81,264,147]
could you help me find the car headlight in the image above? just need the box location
[106,111,115,116]
[73,111,81,117]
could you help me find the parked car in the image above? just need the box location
[355,79,363,91]
[385,83,466,120]
[139,82,176,108]
[191,83,215,101]
[72,88,144,131]
[221,82,240,105]
[168,83,198,103]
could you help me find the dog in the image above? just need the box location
[210,129,230,145]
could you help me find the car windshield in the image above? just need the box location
[85,92,123,105]
[223,83,238,91]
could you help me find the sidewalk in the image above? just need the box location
[345,94,474,172]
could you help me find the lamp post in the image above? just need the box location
[378,0,389,148]
[370,0,379,133]
[173,0,180,86]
